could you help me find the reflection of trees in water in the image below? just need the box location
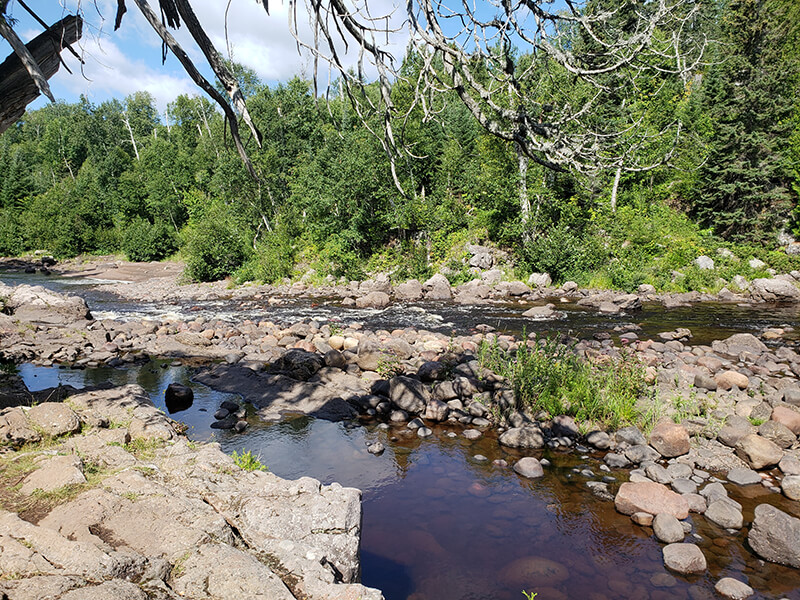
[78,365,130,389]
[275,415,313,439]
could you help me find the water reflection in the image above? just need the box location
[16,363,800,599]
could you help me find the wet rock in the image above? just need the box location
[662,543,707,574]
[26,403,81,437]
[211,415,238,429]
[632,512,654,526]
[389,376,431,414]
[416,426,433,438]
[684,493,707,514]
[463,429,482,440]
[726,467,761,486]
[704,498,743,529]
[522,305,561,319]
[498,425,545,449]
[367,441,385,455]
[234,420,248,433]
[604,453,631,468]
[615,481,690,519]
[715,578,754,600]
[586,481,614,501]
[164,383,194,413]
[781,475,800,500]
[624,444,660,464]
[214,408,230,420]
[653,513,685,543]
[649,420,690,458]
[499,556,569,588]
[735,434,783,469]
[748,504,800,568]
[513,457,545,479]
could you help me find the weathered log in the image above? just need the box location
[0,15,82,134]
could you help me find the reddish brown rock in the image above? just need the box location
[649,419,690,458]
[615,481,689,520]
[715,370,749,391]
[771,405,800,435]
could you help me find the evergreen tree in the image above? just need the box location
[693,0,800,242]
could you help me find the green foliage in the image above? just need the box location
[121,218,178,262]
[183,204,250,282]
[231,449,268,472]
[519,225,606,284]
[479,336,647,429]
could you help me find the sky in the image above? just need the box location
[1,0,407,112]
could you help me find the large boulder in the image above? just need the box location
[710,333,768,357]
[355,291,391,309]
[513,457,544,479]
[748,504,800,568]
[614,481,689,519]
[0,284,91,324]
[750,278,800,302]
[273,349,324,381]
[394,279,423,301]
[26,403,81,437]
[649,419,690,457]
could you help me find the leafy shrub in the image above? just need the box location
[121,218,177,262]
[231,449,268,472]
[234,227,295,284]
[182,207,249,282]
[519,225,606,283]
[0,211,24,256]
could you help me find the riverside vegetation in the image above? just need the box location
[0,0,798,293]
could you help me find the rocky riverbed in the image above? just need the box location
[3,264,800,598]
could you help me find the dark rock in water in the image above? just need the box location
[616,426,647,446]
[498,425,544,449]
[24,266,36,273]
[165,383,194,414]
[220,400,241,413]
[210,415,238,429]
[234,420,248,433]
[214,408,230,420]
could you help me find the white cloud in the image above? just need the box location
[7,0,410,110]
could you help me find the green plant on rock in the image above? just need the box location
[231,449,268,472]
[376,354,404,379]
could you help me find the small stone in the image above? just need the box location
[653,513,685,543]
[631,512,654,526]
[604,453,631,468]
[367,442,385,455]
[779,455,800,475]
[662,543,707,574]
[715,578,754,600]
[417,426,433,438]
[705,498,744,530]
[586,430,612,449]
[781,475,800,500]
[684,493,707,514]
[715,370,750,391]
[234,420,248,433]
[649,419,690,457]
[214,408,230,420]
[671,478,698,495]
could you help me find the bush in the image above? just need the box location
[234,228,295,284]
[0,211,24,256]
[121,218,177,262]
[183,208,249,282]
[519,225,606,283]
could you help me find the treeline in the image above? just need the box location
[0,0,798,291]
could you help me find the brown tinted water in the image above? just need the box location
[21,363,800,599]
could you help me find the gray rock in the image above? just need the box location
[684,493,707,514]
[586,430,612,449]
[513,457,544,479]
[616,426,647,446]
[694,255,715,270]
[671,478,698,495]
[653,513,685,543]
[666,463,693,480]
[367,442,385,455]
[645,464,673,484]
[750,278,800,302]
[726,467,761,486]
[662,543,707,574]
[604,453,631,468]
[355,291,391,308]
[625,444,660,464]
[416,426,433,438]
[19,454,86,495]
[781,475,800,500]
[528,272,552,288]
[389,376,431,414]
[749,504,800,568]
[694,374,717,391]
[758,420,796,449]
[26,403,81,437]
[779,455,800,475]
[704,498,744,529]
[498,425,545,449]
[735,434,784,469]
[394,279,423,301]
[700,482,728,503]
[715,578,754,600]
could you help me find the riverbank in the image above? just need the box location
[3,273,800,598]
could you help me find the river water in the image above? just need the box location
[6,272,800,599]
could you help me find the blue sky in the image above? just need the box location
[2,0,406,112]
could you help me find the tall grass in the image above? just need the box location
[478,336,647,429]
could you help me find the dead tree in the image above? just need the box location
[0,14,82,134]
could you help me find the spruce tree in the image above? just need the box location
[693,0,799,242]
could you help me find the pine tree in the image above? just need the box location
[693,0,800,242]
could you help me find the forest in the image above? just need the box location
[0,0,798,293]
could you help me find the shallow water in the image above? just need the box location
[17,363,800,600]
[4,270,800,346]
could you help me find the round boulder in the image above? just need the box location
[662,543,707,574]
[513,457,545,479]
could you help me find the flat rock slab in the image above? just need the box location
[726,467,761,486]
[735,434,783,470]
[195,365,360,421]
[615,481,689,519]
[26,403,81,437]
[19,455,85,495]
